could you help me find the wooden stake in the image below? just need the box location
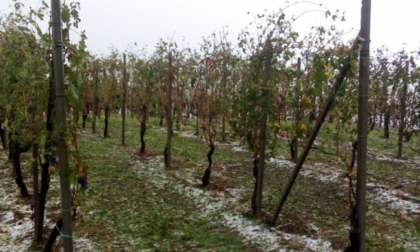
[256,38,272,218]
[293,57,302,163]
[165,52,173,168]
[356,1,371,250]
[51,0,73,250]
[122,53,127,145]
[92,69,98,133]
[397,61,409,158]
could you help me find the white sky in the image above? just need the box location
[0,0,419,55]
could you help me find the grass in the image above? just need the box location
[74,116,255,252]
[2,112,419,251]
[85,114,420,251]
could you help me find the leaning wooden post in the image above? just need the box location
[165,52,173,168]
[397,60,409,158]
[356,1,371,250]
[122,53,127,145]
[51,0,73,250]
[270,34,360,226]
[256,38,272,218]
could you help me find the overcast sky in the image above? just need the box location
[0,0,419,55]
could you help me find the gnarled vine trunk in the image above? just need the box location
[344,139,360,252]
[201,144,215,186]
[104,106,110,138]
[251,156,259,213]
[290,139,298,161]
[32,143,40,240]
[0,126,6,150]
[344,206,359,252]
[36,57,55,241]
[11,140,29,197]
[82,103,89,128]
[36,156,51,241]
[140,105,147,153]
[384,112,390,138]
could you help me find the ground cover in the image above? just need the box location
[1,114,419,251]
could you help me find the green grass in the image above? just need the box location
[75,116,255,252]
[69,114,420,251]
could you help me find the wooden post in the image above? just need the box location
[293,57,301,163]
[92,69,98,133]
[222,71,227,141]
[397,61,409,158]
[256,38,272,218]
[356,0,371,250]
[165,52,173,168]
[51,0,73,250]
[131,85,134,119]
[122,53,127,145]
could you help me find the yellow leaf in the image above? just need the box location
[300,123,307,134]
